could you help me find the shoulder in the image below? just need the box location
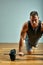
[22,21,28,29]
[41,22,43,31]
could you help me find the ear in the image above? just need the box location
[38,16,39,19]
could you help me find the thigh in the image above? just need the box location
[25,34,32,51]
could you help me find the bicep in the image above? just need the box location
[20,22,28,39]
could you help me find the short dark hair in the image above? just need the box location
[30,11,38,16]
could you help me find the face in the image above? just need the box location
[30,15,39,28]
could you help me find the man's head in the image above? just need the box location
[30,11,39,28]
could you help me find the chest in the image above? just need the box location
[27,22,42,39]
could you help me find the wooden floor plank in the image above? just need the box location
[0,43,43,65]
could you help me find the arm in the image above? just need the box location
[19,22,28,52]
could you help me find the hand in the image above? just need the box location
[18,52,24,56]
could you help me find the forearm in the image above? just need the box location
[19,37,24,52]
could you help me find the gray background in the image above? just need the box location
[0,0,43,43]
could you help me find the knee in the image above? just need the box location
[27,49,33,54]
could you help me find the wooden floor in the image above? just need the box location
[0,43,43,65]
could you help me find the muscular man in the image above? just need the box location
[19,11,43,55]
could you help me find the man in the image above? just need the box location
[19,11,43,56]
